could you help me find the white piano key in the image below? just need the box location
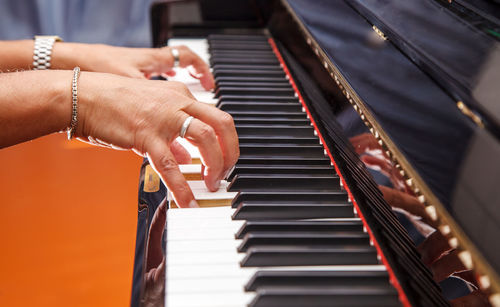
[168,277,247,294]
[167,264,388,280]
[167,263,254,280]
[167,206,235,218]
[168,229,239,241]
[167,292,251,307]
[168,239,240,253]
[176,137,201,162]
[168,180,237,208]
[167,251,245,266]
[167,220,243,231]
[179,164,201,180]
[167,218,243,230]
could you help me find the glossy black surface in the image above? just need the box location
[349,0,500,134]
[279,0,499,275]
[281,0,474,208]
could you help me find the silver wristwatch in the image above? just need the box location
[32,35,63,70]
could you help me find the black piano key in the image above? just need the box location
[231,111,307,119]
[232,113,307,120]
[234,117,311,126]
[236,157,331,165]
[231,203,354,219]
[237,126,315,137]
[238,136,319,144]
[245,270,391,291]
[232,191,349,207]
[220,102,303,113]
[238,144,327,154]
[210,57,279,65]
[211,52,277,60]
[208,38,270,44]
[209,43,272,51]
[235,220,364,239]
[237,232,371,252]
[218,96,299,104]
[213,69,285,78]
[249,287,400,307]
[208,34,269,41]
[240,246,379,267]
[239,144,324,157]
[215,76,288,83]
[212,64,282,71]
[215,87,295,97]
[227,174,340,192]
[227,165,335,181]
[215,81,289,88]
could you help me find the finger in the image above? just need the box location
[417,230,452,265]
[170,139,192,164]
[146,139,198,208]
[349,133,380,153]
[430,249,467,282]
[177,46,215,90]
[183,103,239,173]
[183,118,224,191]
[187,65,215,91]
[165,70,176,77]
[451,291,490,307]
[378,185,435,226]
[361,155,393,176]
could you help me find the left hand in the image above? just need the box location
[53,43,215,90]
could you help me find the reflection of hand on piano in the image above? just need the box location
[143,199,167,306]
[378,185,435,227]
[350,133,408,193]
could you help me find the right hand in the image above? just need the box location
[76,72,239,207]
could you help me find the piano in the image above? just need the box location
[131,0,500,306]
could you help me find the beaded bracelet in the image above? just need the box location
[67,67,80,140]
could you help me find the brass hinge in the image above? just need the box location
[457,101,485,128]
[372,25,388,40]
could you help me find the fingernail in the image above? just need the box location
[214,179,221,190]
[189,200,199,208]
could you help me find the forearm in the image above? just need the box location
[0,40,35,71]
[0,39,100,72]
[0,70,72,147]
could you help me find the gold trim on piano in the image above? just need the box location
[457,101,485,128]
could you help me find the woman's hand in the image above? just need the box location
[53,43,215,90]
[0,70,238,208]
[76,72,237,207]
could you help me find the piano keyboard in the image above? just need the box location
[163,34,403,307]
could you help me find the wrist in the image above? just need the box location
[51,42,92,71]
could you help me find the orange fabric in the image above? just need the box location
[0,133,141,306]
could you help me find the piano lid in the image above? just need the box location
[348,0,500,136]
[275,0,500,298]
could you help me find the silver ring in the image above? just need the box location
[171,47,180,68]
[179,116,194,138]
